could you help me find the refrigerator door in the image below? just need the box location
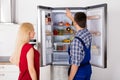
[87,4,107,68]
[37,6,53,66]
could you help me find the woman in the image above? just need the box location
[9,23,40,80]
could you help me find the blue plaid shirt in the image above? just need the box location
[69,28,92,66]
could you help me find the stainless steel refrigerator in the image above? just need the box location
[37,3,107,80]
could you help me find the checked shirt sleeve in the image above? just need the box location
[70,38,85,66]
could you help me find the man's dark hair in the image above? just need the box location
[74,12,87,28]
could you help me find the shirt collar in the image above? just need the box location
[75,28,88,37]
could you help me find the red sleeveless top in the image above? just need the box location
[18,43,40,80]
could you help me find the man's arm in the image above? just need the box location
[66,9,81,31]
[66,9,74,21]
[68,64,78,80]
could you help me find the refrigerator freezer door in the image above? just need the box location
[87,4,107,68]
[37,6,53,66]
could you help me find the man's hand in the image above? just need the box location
[66,9,80,31]
[66,9,73,20]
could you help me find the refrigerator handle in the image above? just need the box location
[38,42,41,50]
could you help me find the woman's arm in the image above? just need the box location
[27,48,37,80]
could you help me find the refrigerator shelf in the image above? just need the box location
[52,62,69,65]
[53,34,74,36]
[53,42,70,44]
[53,25,67,27]
[53,29,75,35]
[53,50,68,52]
[53,25,76,33]
[53,52,68,54]
[45,23,52,26]
[46,33,53,36]
[53,25,72,28]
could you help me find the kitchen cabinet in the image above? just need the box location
[0,64,43,80]
[0,0,15,23]
[0,65,19,80]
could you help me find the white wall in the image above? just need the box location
[16,0,120,80]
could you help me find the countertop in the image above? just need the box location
[0,62,12,65]
[0,56,12,65]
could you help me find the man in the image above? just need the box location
[66,9,92,80]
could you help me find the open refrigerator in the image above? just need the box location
[37,3,107,80]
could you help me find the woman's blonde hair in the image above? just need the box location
[10,22,34,65]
